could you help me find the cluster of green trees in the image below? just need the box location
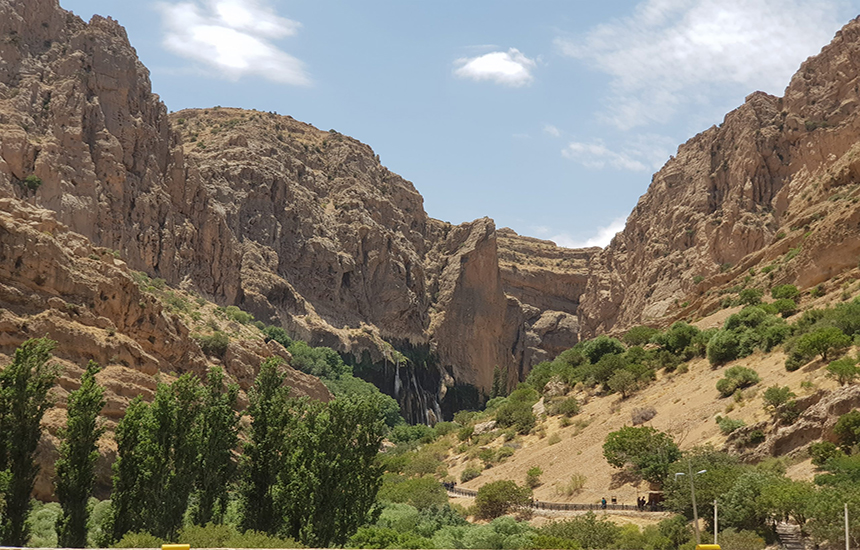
[524,322,712,400]
[783,298,860,370]
[0,339,391,548]
[261,326,403,427]
[602,424,860,547]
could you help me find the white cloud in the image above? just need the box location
[156,0,310,85]
[543,124,561,137]
[454,48,536,87]
[556,0,848,129]
[562,134,675,172]
[550,217,627,249]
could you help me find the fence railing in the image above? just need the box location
[442,483,663,513]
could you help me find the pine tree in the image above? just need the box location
[0,338,59,546]
[55,361,106,548]
[192,366,239,525]
[239,357,289,534]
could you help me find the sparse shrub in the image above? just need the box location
[772,284,800,303]
[773,298,798,317]
[739,288,763,305]
[548,433,562,445]
[762,385,796,417]
[460,466,481,483]
[193,331,229,357]
[827,357,859,385]
[716,416,746,435]
[495,400,536,434]
[555,473,587,497]
[631,407,657,425]
[716,366,761,397]
[834,410,860,451]
[693,275,705,284]
[526,467,543,489]
[548,397,580,417]
[809,441,844,467]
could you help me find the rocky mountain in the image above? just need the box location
[0,0,592,424]
[5,0,860,432]
[579,17,860,336]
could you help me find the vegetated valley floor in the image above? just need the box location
[443,291,857,528]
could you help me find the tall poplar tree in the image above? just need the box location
[239,357,290,534]
[0,338,59,546]
[192,366,239,525]
[55,361,106,548]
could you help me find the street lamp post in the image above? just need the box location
[675,461,707,545]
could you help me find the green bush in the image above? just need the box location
[623,326,659,346]
[771,284,800,303]
[582,335,625,364]
[539,511,621,549]
[460,466,481,483]
[809,441,844,467]
[827,357,859,386]
[707,329,740,366]
[548,397,580,417]
[473,480,531,520]
[495,401,536,434]
[378,475,448,510]
[526,467,543,488]
[716,416,746,435]
[261,325,292,347]
[716,366,760,397]
[739,288,763,305]
[834,410,860,450]
[717,528,765,550]
[390,423,435,444]
[113,531,166,548]
[762,385,796,417]
[193,331,229,357]
[603,426,681,484]
[19,174,43,191]
[773,298,799,317]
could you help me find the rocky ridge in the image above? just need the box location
[0,0,592,424]
[0,196,329,500]
[580,17,860,336]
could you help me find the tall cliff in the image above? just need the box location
[0,0,593,422]
[579,17,860,336]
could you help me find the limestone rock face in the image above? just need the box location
[578,16,860,336]
[0,196,329,500]
[0,0,593,426]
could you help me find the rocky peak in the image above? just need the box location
[578,16,860,337]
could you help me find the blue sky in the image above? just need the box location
[62,0,860,247]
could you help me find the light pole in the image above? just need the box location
[714,499,718,545]
[675,461,707,545]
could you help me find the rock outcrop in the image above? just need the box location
[0,0,592,425]
[579,16,860,336]
[0,196,329,499]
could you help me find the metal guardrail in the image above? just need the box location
[443,483,663,513]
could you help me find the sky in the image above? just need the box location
[61,0,860,248]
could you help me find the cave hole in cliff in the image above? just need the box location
[342,271,351,289]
